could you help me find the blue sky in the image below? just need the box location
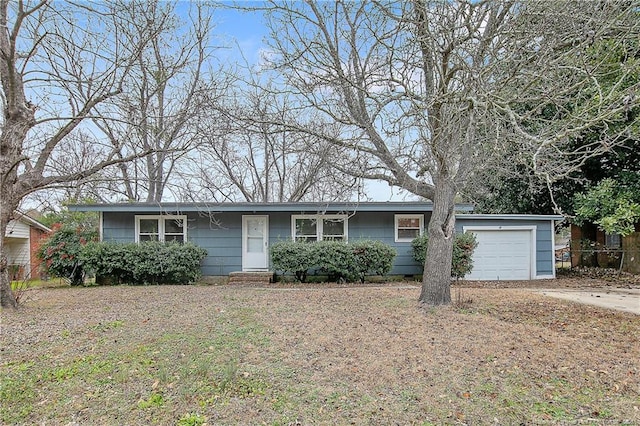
[211,3,269,65]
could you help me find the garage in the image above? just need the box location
[464,227,534,280]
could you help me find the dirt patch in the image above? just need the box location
[1,279,639,425]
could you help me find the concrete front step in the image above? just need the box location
[228,271,274,285]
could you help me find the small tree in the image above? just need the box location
[412,233,478,280]
[38,225,99,286]
[450,233,479,280]
[39,207,99,231]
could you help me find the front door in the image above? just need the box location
[242,215,269,271]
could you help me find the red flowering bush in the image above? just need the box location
[37,224,98,286]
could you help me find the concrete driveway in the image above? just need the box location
[533,287,640,315]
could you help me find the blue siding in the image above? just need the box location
[189,213,241,276]
[101,210,556,279]
[348,211,429,276]
[268,212,293,243]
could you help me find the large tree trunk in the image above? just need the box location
[419,178,456,305]
[0,108,32,308]
[0,203,18,309]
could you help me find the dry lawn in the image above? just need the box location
[1,279,639,425]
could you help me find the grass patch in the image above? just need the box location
[11,278,68,290]
[177,412,207,426]
[1,284,638,424]
[137,392,165,409]
[0,361,38,423]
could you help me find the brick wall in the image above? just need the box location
[29,226,49,280]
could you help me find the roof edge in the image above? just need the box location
[13,211,52,232]
[456,213,565,221]
[68,201,475,213]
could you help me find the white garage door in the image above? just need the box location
[466,229,533,280]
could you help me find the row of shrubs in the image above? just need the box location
[39,225,477,285]
[38,226,207,285]
[271,232,478,283]
[270,240,396,283]
[82,241,207,285]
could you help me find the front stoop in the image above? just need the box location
[228,271,274,285]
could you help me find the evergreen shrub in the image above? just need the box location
[411,232,478,279]
[315,240,358,282]
[270,240,396,283]
[352,240,397,283]
[82,241,207,285]
[270,240,317,282]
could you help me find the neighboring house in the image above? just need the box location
[70,202,562,281]
[570,222,640,274]
[4,212,52,281]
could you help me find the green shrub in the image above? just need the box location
[270,241,317,282]
[450,232,478,279]
[270,239,396,283]
[410,233,430,265]
[411,232,478,279]
[82,241,207,285]
[38,224,98,286]
[315,240,357,282]
[352,240,397,283]
[81,242,135,284]
[161,242,208,284]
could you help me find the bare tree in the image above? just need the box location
[25,130,120,209]
[89,1,227,203]
[189,78,360,203]
[0,1,158,308]
[248,0,639,305]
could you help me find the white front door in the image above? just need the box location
[242,215,269,271]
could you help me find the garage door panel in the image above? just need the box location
[466,229,532,280]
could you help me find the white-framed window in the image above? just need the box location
[135,215,187,243]
[292,215,348,242]
[395,214,424,242]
